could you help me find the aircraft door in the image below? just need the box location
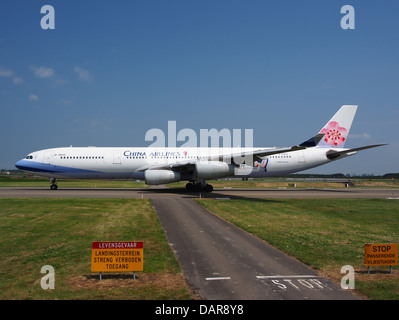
[113,152,121,164]
[43,152,52,164]
[298,151,306,164]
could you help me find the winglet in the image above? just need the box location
[299,133,325,147]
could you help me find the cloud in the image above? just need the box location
[31,65,54,78]
[29,94,39,101]
[0,66,23,84]
[58,99,71,105]
[13,77,22,84]
[68,117,112,134]
[348,133,371,139]
[74,66,92,81]
[0,66,14,77]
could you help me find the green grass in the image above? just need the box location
[197,198,399,300]
[0,198,191,300]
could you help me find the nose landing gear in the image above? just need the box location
[50,178,58,190]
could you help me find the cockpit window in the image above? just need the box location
[25,155,33,159]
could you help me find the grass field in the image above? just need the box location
[197,198,399,300]
[0,198,192,300]
[1,176,398,300]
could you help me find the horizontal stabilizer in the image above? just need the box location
[326,144,387,160]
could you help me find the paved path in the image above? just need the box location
[151,192,359,300]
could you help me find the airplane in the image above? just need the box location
[15,105,385,192]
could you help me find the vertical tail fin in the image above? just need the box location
[316,105,358,148]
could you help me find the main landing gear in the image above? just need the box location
[185,181,213,193]
[50,178,58,190]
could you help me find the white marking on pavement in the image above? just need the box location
[205,277,232,280]
[256,275,319,279]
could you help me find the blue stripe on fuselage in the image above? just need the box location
[15,160,101,174]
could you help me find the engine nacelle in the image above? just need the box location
[195,161,235,179]
[144,170,181,185]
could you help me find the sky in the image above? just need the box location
[1,1,398,175]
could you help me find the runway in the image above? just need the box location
[1,186,396,299]
[0,186,398,199]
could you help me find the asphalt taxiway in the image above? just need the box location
[152,195,358,300]
[2,186,396,299]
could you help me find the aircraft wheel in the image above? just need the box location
[50,184,58,190]
[185,182,193,191]
[204,184,213,193]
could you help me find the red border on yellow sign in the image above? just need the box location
[91,241,143,272]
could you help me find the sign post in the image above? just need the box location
[364,243,398,274]
[91,241,143,279]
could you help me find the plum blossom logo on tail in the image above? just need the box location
[320,121,347,146]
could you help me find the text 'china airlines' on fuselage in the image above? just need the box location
[15,105,386,192]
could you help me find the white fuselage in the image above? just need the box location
[15,146,337,181]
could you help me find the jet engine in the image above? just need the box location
[144,170,181,185]
[194,161,235,179]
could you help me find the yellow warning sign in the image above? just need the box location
[364,243,398,266]
[91,241,143,272]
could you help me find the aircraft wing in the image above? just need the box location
[326,144,387,160]
[210,145,307,163]
[136,160,196,173]
[135,145,307,172]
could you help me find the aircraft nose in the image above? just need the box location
[15,159,25,170]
